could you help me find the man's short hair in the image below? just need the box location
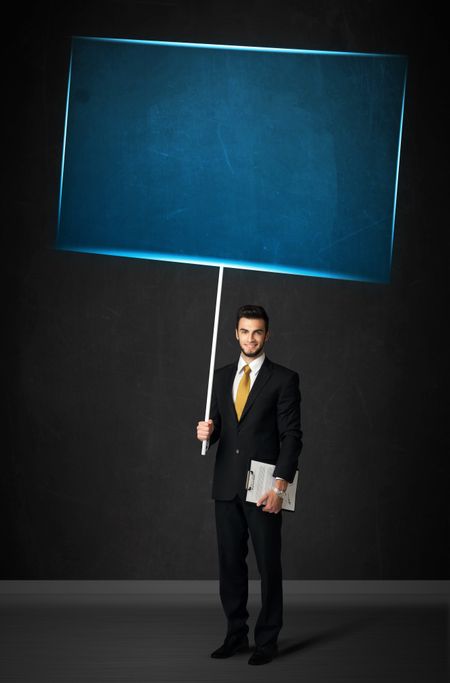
[236,304,269,331]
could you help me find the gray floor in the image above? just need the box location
[0,592,448,682]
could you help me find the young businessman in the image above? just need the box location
[197,304,302,665]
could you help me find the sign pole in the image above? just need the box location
[201,265,224,455]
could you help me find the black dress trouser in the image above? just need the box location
[214,494,283,651]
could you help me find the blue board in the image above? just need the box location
[57,37,407,283]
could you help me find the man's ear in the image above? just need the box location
[235,329,239,340]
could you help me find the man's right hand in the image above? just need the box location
[197,419,214,442]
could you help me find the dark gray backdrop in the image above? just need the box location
[5,0,448,579]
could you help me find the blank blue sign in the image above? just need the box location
[57,37,407,283]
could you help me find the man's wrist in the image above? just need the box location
[274,478,288,492]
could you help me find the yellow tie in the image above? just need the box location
[235,364,251,420]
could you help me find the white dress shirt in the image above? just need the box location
[232,352,266,402]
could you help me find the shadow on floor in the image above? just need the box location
[277,615,375,658]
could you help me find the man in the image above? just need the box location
[197,304,302,665]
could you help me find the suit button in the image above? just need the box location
[235,449,240,454]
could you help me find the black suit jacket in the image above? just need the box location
[209,356,302,500]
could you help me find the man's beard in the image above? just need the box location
[239,343,264,358]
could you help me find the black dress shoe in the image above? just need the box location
[211,635,249,658]
[248,646,277,665]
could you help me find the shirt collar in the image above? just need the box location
[238,352,266,374]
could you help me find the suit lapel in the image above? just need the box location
[226,362,239,422]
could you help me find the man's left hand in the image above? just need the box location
[256,489,283,514]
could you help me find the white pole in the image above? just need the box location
[201,265,224,455]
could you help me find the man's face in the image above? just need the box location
[235,317,269,360]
